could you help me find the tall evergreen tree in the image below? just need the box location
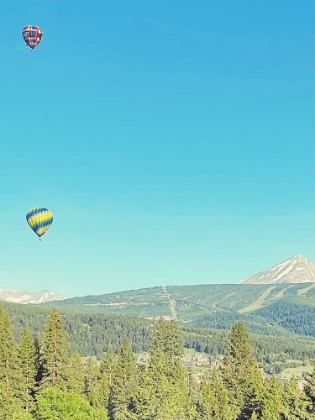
[197,369,233,420]
[40,309,70,390]
[150,318,167,352]
[109,338,138,420]
[156,357,195,419]
[196,379,213,420]
[100,346,118,387]
[135,347,169,419]
[303,359,315,416]
[137,349,193,420]
[221,321,263,420]
[260,374,283,420]
[34,334,45,396]
[282,375,309,420]
[0,303,23,418]
[136,321,195,420]
[84,357,101,407]
[151,318,183,364]
[83,355,110,414]
[66,350,85,395]
[164,320,184,363]
[98,347,117,409]
[17,327,36,412]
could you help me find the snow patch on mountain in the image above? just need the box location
[0,288,66,304]
[239,254,315,284]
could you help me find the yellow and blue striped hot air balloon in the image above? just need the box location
[26,208,53,240]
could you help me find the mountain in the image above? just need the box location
[0,288,66,304]
[44,281,315,336]
[239,255,315,285]
[40,254,314,337]
[2,254,314,335]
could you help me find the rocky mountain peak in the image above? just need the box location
[239,255,315,284]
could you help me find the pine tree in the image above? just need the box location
[135,363,163,419]
[221,321,263,420]
[282,375,309,420]
[136,319,195,420]
[197,369,233,420]
[260,374,283,420]
[66,350,85,395]
[135,348,179,419]
[17,327,36,412]
[187,366,200,409]
[0,303,23,418]
[150,318,167,352]
[197,379,213,420]
[157,357,195,419]
[109,338,138,419]
[304,359,315,416]
[84,357,101,407]
[164,320,184,363]
[98,347,117,409]
[82,355,110,414]
[151,318,183,364]
[100,347,117,387]
[40,309,70,390]
[34,334,45,396]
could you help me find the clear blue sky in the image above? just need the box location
[0,1,313,297]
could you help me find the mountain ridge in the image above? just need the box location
[0,288,66,304]
[239,254,315,284]
[0,254,313,304]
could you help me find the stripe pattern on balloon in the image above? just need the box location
[26,208,53,238]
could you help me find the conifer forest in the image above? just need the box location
[0,303,314,420]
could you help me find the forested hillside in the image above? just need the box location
[0,303,314,420]
[42,283,315,337]
[253,301,315,336]
[2,300,314,377]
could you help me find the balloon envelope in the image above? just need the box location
[22,25,43,50]
[26,208,53,238]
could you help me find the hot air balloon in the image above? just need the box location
[26,208,53,240]
[22,26,43,51]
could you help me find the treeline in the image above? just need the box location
[4,302,152,355]
[183,324,314,358]
[3,302,314,369]
[0,302,315,419]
